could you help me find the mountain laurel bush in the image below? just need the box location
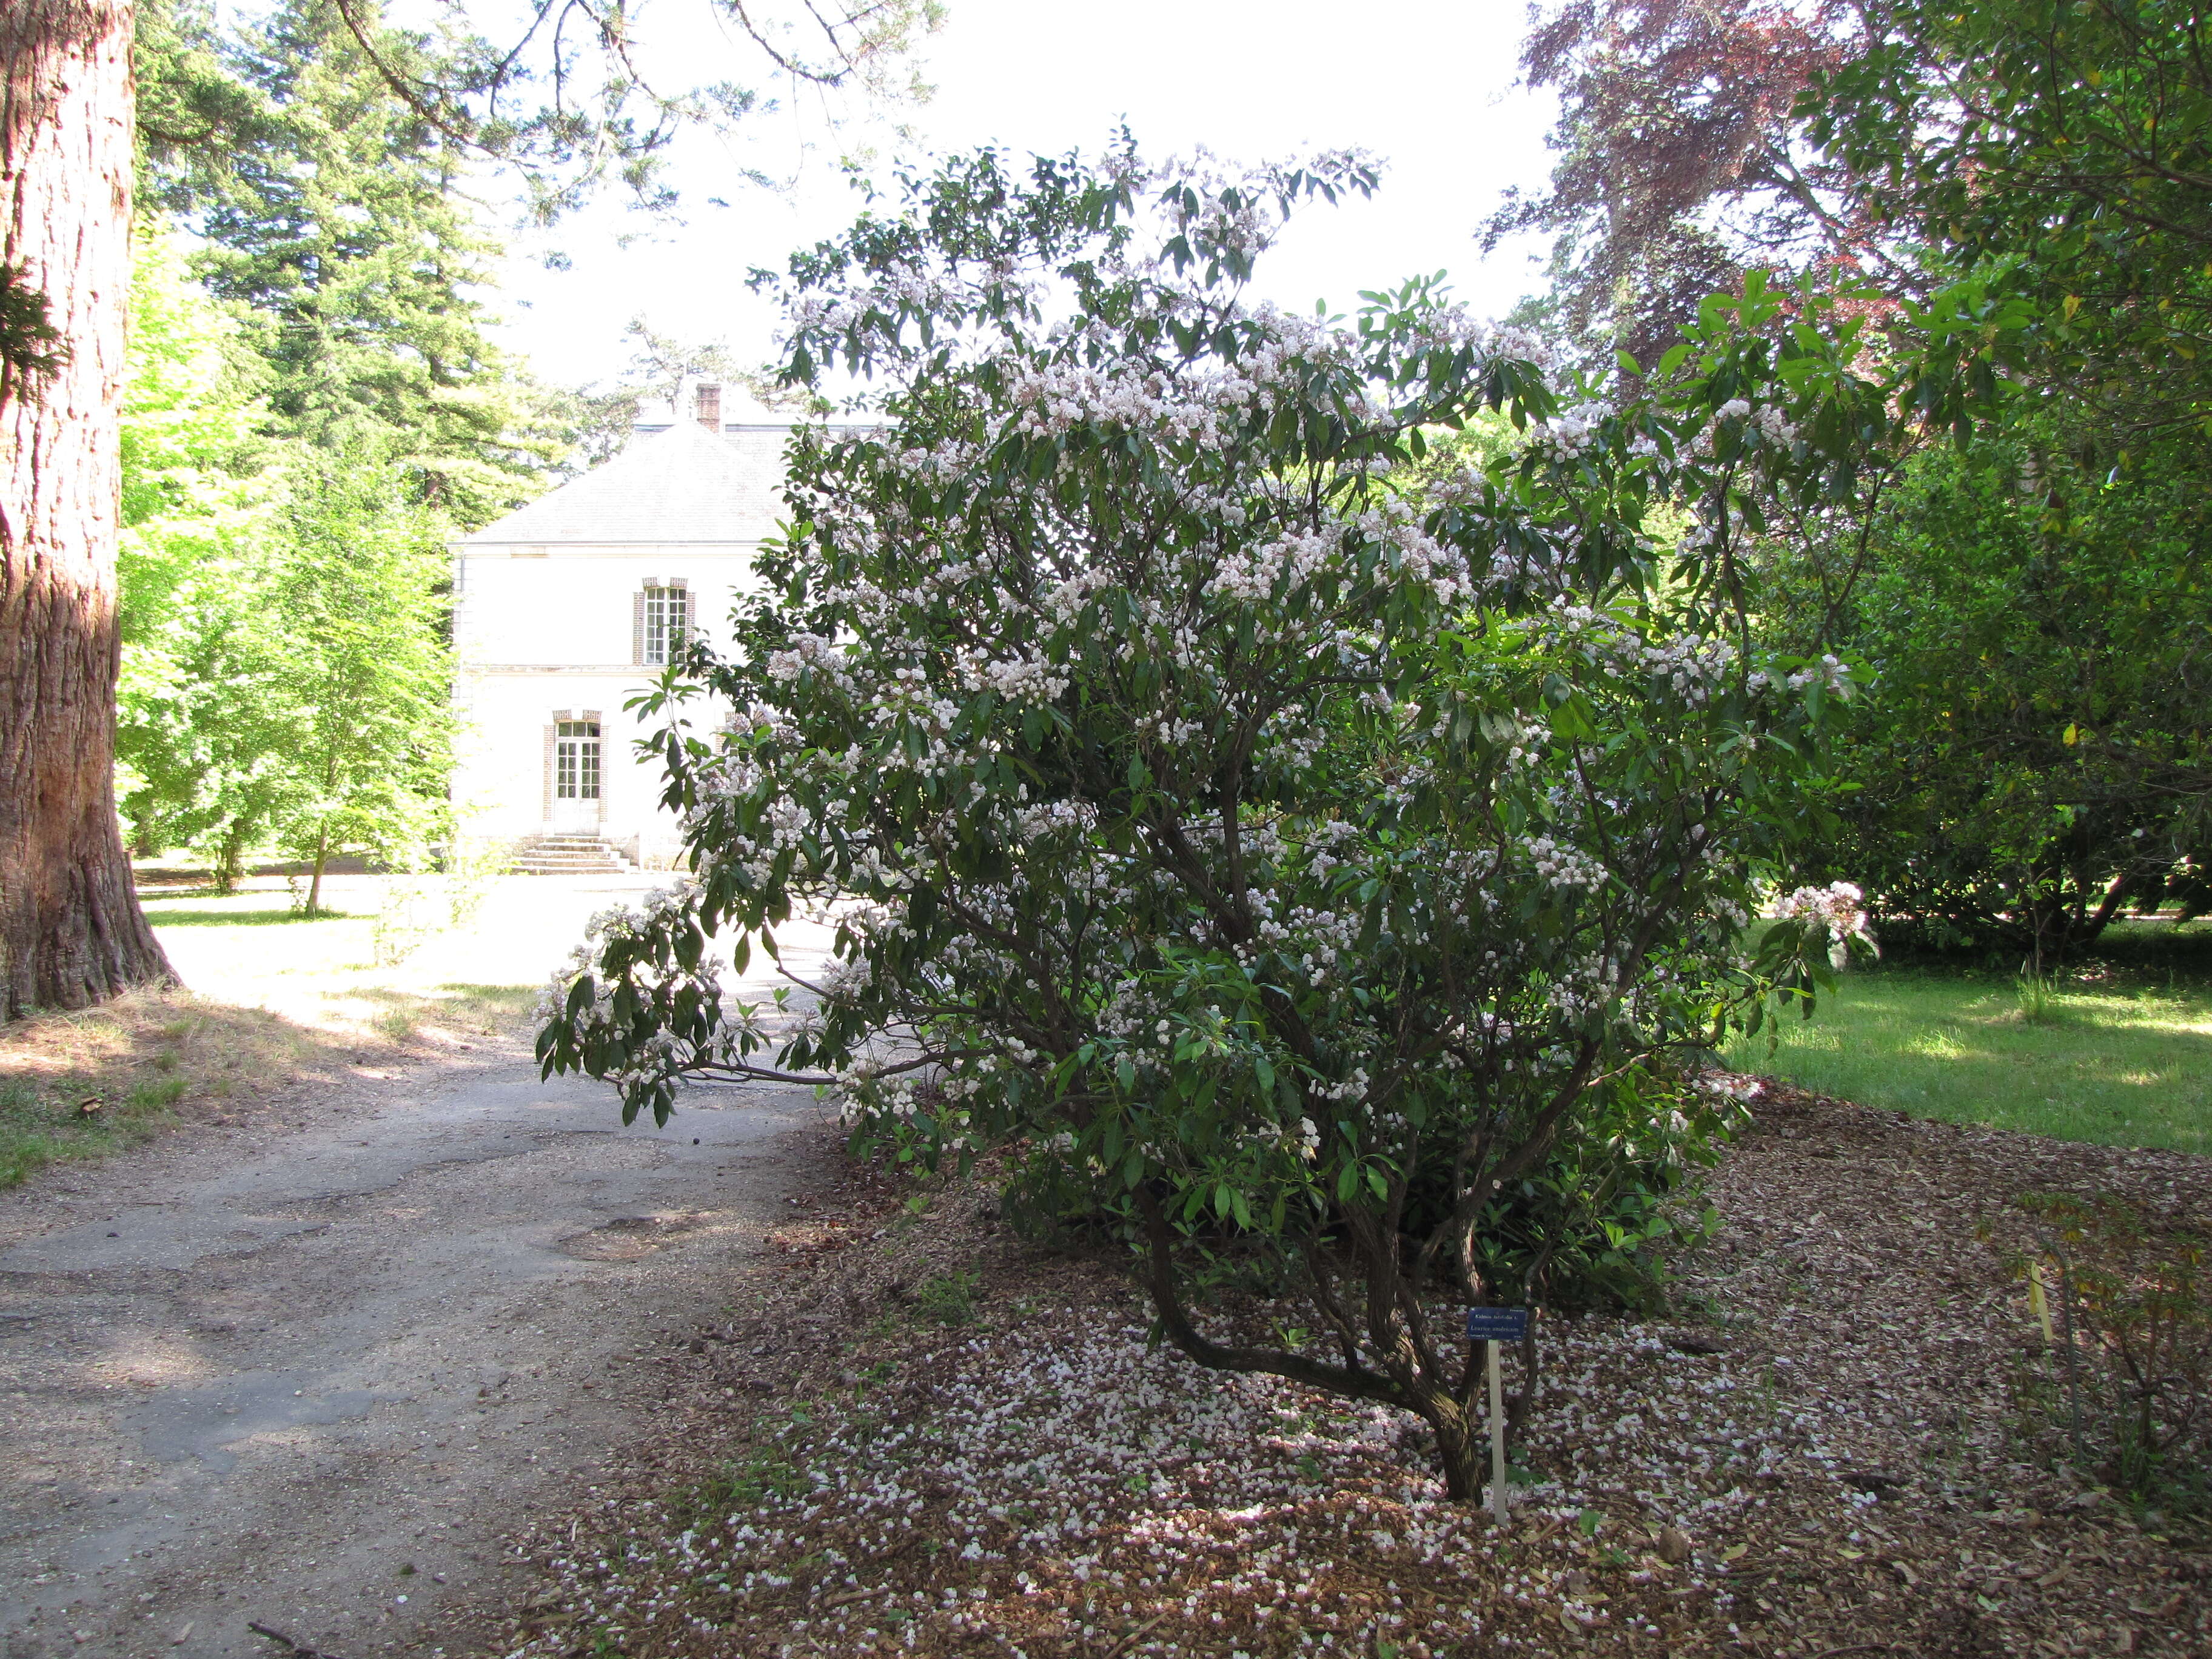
[538,146,1885,1498]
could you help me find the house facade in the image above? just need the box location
[449,386,791,870]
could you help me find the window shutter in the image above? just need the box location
[541,724,557,819]
[632,588,646,666]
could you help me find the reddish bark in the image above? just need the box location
[1,0,173,1015]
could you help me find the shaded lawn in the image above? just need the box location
[0,988,327,1187]
[0,982,537,1187]
[1721,965,2212,1156]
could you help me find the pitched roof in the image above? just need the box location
[458,420,791,546]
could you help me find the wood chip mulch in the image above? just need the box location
[484,1084,2212,1659]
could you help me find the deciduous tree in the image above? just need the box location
[261,444,453,914]
[1494,0,1877,363]
[113,247,458,902]
[113,230,287,882]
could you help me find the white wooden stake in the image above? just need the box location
[1487,1337,1507,1526]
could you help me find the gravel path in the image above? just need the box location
[0,1040,834,1659]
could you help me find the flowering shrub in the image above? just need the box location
[537,147,1882,1498]
[1771,879,1876,969]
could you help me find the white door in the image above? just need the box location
[551,720,602,831]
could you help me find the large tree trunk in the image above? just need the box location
[1,0,173,1016]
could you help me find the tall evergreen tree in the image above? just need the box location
[187,0,566,526]
[1,0,176,1015]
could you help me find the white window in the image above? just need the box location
[555,721,602,800]
[641,584,689,666]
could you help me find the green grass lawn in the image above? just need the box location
[139,906,358,926]
[0,1070,190,1187]
[1721,965,2212,1156]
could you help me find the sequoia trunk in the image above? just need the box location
[1,0,173,1014]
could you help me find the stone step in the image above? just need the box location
[510,834,635,876]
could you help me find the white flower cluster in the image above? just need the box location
[1769,885,1875,973]
[1773,880,1874,965]
[1310,1065,1370,1105]
[815,953,875,1005]
[1520,834,1608,894]
[1527,400,1614,463]
[1785,653,1850,694]
[956,647,1071,705]
[765,631,843,686]
[1688,397,1801,461]
[1752,404,1800,446]
[536,880,722,1089]
[1003,303,1349,452]
[782,253,967,340]
[1206,524,1344,605]
[1626,634,1738,704]
[1539,599,1742,706]
[1011,797,1099,844]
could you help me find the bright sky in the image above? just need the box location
[490,0,1564,392]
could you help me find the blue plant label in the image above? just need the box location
[1465,1306,1530,1343]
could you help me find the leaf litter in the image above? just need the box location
[491,1081,2210,1658]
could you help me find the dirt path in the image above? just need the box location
[0,1036,836,1659]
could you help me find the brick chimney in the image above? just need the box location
[693,382,722,431]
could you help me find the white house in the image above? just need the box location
[449,386,792,872]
